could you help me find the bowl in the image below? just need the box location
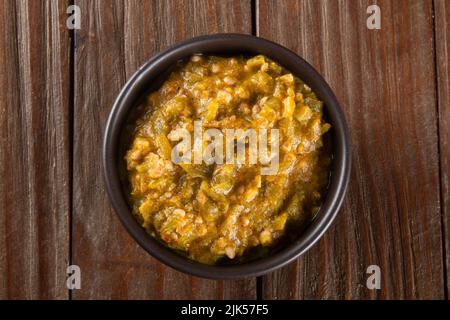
[103,33,351,279]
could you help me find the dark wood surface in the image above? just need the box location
[435,0,450,294]
[0,0,70,299]
[0,0,448,299]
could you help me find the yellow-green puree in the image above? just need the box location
[125,55,331,264]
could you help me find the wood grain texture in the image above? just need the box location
[434,0,450,296]
[258,0,444,299]
[0,0,70,299]
[0,0,447,300]
[73,0,255,299]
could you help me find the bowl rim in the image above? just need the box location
[103,33,351,279]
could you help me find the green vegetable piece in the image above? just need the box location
[246,55,266,70]
[155,134,172,159]
[204,99,219,122]
[210,165,236,195]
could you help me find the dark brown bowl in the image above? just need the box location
[103,34,350,279]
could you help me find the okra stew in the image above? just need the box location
[124,54,332,265]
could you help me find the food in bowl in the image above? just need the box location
[124,54,331,265]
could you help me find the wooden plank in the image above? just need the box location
[73,0,255,299]
[435,0,450,296]
[258,0,444,299]
[0,0,70,299]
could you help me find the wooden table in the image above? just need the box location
[0,0,448,300]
